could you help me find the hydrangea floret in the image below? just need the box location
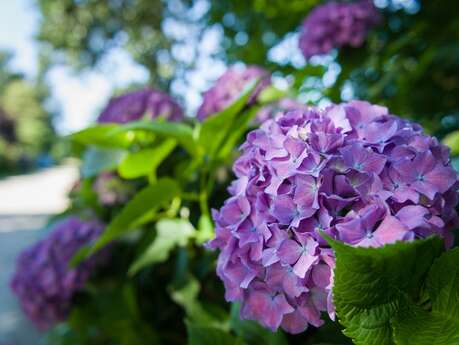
[208,101,459,333]
[299,0,380,59]
[10,216,109,330]
[93,172,133,206]
[97,88,183,123]
[256,99,308,124]
[197,66,271,121]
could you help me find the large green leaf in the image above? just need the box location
[392,248,459,345]
[198,79,258,158]
[71,124,134,148]
[427,248,459,319]
[229,303,288,345]
[72,178,180,265]
[110,119,197,156]
[129,218,195,275]
[118,138,177,179]
[324,235,444,345]
[81,147,126,177]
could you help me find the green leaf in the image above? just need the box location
[110,119,197,156]
[392,248,459,345]
[392,305,459,345]
[198,79,258,158]
[71,124,134,148]
[427,248,459,319]
[186,321,239,345]
[443,131,459,156]
[195,214,214,244]
[129,218,195,275]
[217,106,260,160]
[257,85,288,104]
[63,283,160,345]
[229,303,288,345]
[81,147,126,177]
[324,235,444,345]
[170,277,218,326]
[71,178,180,265]
[118,138,177,179]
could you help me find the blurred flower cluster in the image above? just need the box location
[197,66,271,121]
[97,88,184,124]
[209,101,458,333]
[10,217,109,330]
[299,0,380,58]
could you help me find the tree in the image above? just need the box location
[35,0,459,136]
[0,50,56,171]
[36,0,198,90]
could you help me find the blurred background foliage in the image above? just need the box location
[2,0,458,174]
[0,50,56,173]
[34,0,459,135]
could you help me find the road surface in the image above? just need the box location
[0,164,78,345]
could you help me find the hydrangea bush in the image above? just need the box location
[10,2,459,341]
[197,66,270,121]
[299,0,380,58]
[97,88,184,123]
[10,216,108,330]
[209,101,458,333]
[11,73,459,344]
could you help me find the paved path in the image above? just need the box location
[0,164,78,344]
[0,164,78,215]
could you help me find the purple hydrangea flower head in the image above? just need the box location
[10,216,109,330]
[97,88,183,123]
[208,100,459,333]
[197,66,271,121]
[92,172,133,206]
[299,0,380,59]
[256,99,309,124]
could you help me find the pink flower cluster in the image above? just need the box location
[197,66,270,121]
[97,88,183,123]
[10,217,109,330]
[208,101,458,333]
[299,0,380,59]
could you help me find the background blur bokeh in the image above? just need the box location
[1,0,459,174]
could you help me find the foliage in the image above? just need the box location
[325,233,459,345]
[11,1,459,344]
[54,86,293,345]
[36,1,459,138]
[25,78,456,345]
[35,0,196,89]
[0,50,56,172]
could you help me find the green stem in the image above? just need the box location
[199,165,211,217]
[181,192,200,201]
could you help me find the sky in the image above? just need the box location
[0,0,304,135]
[0,0,149,134]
